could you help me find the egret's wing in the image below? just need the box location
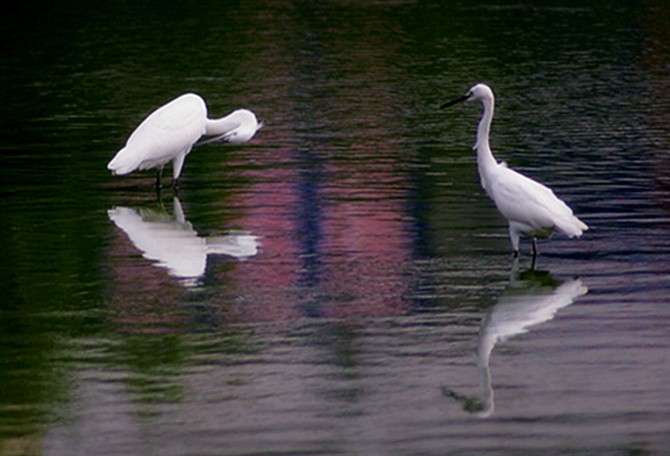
[127,94,207,148]
[108,94,207,173]
[489,166,580,234]
[109,94,206,174]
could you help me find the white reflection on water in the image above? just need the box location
[446,260,588,417]
[108,197,259,288]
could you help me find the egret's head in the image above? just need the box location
[468,83,494,102]
[226,109,262,144]
[440,82,494,109]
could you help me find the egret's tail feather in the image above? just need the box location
[576,218,589,232]
[107,148,141,175]
[557,216,589,238]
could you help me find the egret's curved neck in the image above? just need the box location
[474,97,498,171]
[205,116,237,136]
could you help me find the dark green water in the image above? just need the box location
[1,1,670,454]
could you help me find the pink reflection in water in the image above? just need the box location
[218,142,413,323]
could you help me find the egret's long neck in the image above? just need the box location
[204,113,240,136]
[474,97,498,173]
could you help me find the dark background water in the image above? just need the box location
[1,1,670,454]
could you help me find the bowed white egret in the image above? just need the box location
[441,83,588,256]
[107,93,262,188]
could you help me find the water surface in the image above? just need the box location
[1,1,670,454]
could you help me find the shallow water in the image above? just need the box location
[1,1,670,454]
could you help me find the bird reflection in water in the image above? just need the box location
[108,197,259,288]
[444,260,588,417]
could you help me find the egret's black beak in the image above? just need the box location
[440,93,472,109]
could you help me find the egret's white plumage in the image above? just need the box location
[441,83,588,256]
[107,93,262,188]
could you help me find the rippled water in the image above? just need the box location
[2,1,670,454]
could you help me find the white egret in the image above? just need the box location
[441,83,588,256]
[107,93,262,188]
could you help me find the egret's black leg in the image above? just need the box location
[532,238,538,257]
[513,250,519,258]
[155,169,163,190]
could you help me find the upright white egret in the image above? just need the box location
[107,93,262,189]
[441,83,588,256]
